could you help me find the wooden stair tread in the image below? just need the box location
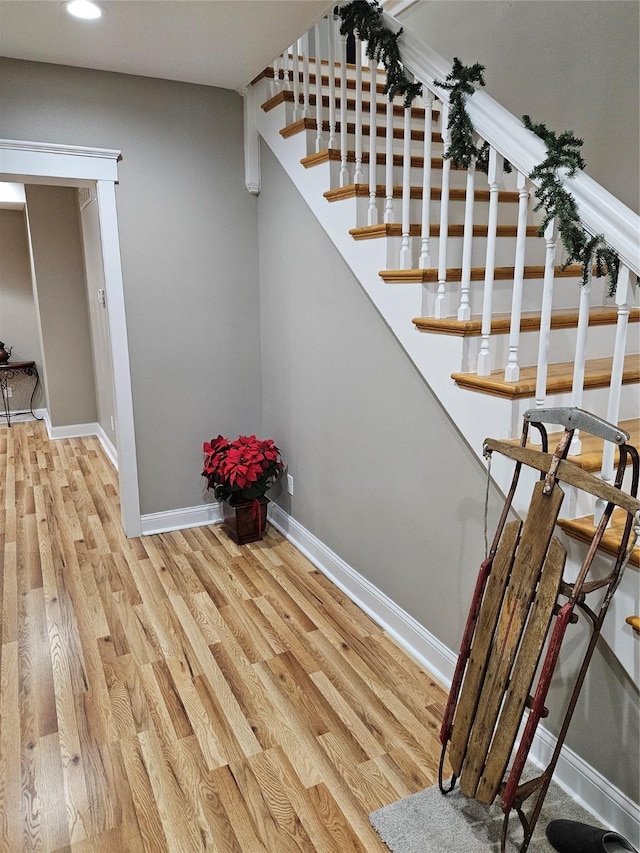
[301,148,465,171]
[509,418,639,473]
[558,508,640,567]
[325,184,521,204]
[255,63,396,93]
[381,264,587,284]
[351,223,539,240]
[413,307,640,336]
[262,89,436,121]
[451,354,640,399]
[281,117,436,142]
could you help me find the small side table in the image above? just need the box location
[0,361,42,427]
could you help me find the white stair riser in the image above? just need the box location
[459,322,638,374]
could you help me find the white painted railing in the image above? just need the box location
[267,11,639,484]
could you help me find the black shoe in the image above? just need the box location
[546,819,638,853]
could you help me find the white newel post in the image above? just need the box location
[367,56,378,226]
[302,33,311,118]
[534,218,559,418]
[327,16,337,150]
[505,170,530,382]
[419,91,434,269]
[435,103,451,318]
[477,148,502,375]
[596,264,634,521]
[458,157,476,321]
[339,31,349,186]
[384,97,394,223]
[399,104,412,268]
[354,37,363,183]
[569,269,593,455]
[314,24,325,153]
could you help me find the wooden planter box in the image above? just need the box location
[222,495,269,544]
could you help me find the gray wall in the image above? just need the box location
[400,0,640,213]
[0,208,44,412]
[257,142,639,803]
[0,58,262,514]
[25,185,97,428]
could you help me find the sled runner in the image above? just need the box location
[438,407,640,853]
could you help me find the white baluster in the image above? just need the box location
[435,103,451,319]
[534,218,559,415]
[327,15,337,150]
[314,24,325,153]
[282,49,290,90]
[596,265,633,521]
[399,104,412,268]
[354,37,363,183]
[419,91,434,269]
[384,97,394,223]
[569,268,592,455]
[505,171,530,381]
[458,157,476,321]
[301,32,311,118]
[272,53,281,96]
[339,31,349,186]
[367,56,378,226]
[292,40,301,121]
[477,147,502,376]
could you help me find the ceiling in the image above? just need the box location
[0,0,334,92]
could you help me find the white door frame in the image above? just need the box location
[0,138,142,537]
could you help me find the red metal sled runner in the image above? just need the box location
[438,407,640,853]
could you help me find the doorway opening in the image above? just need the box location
[0,138,141,536]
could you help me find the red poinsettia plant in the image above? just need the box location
[202,434,285,502]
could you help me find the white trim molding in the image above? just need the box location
[0,138,121,184]
[140,501,224,536]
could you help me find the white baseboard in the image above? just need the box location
[42,415,119,469]
[95,425,118,470]
[140,501,223,536]
[268,501,640,844]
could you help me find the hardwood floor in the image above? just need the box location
[0,422,448,852]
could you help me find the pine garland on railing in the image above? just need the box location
[337,0,422,106]
[523,115,619,292]
[433,58,488,170]
[431,59,619,291]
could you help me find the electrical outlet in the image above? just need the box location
[287,474,294,496]
[110,415,115,431]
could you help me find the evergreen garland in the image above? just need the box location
[523,115,619,292]
[434,58,487,170]
[338,0,422,106]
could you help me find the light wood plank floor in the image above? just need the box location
[0,421,449,852]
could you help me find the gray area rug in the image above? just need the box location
[370,775,602,853]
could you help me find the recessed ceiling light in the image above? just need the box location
[64,0,104,20]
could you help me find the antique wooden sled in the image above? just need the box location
[438,407,640,853]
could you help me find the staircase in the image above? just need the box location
[246,11,640,675]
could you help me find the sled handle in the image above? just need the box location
[523,407,629,446]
